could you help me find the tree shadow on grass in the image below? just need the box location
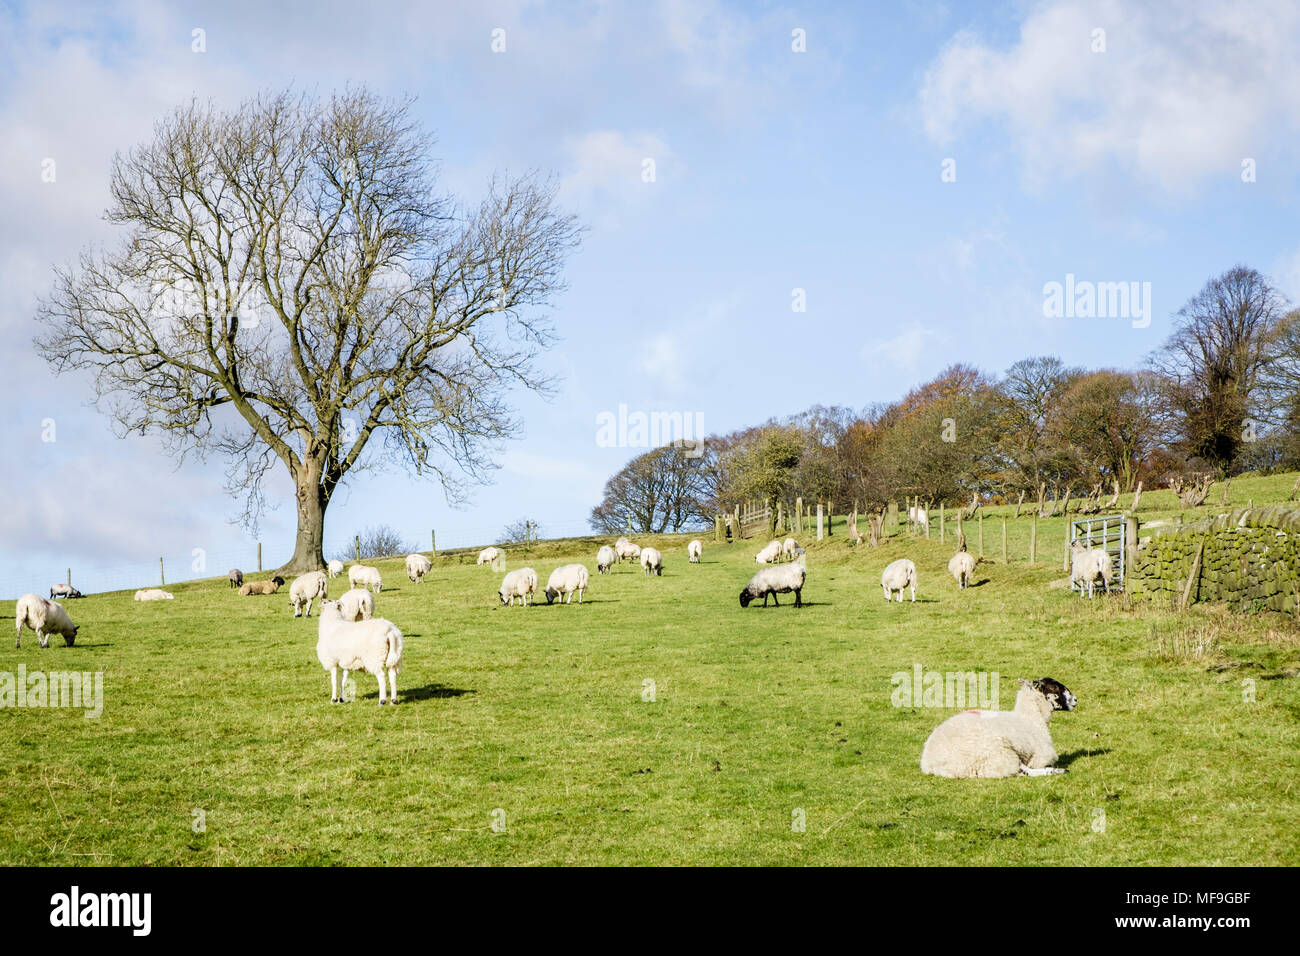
[1056,748,1111,769]
[372,682,476,703]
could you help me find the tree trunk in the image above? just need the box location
[282,462,329,574]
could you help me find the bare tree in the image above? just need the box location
[35,89,582,572]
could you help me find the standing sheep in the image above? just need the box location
[1069,539,1113,597]
[596,545,617,574]
[228,569,244,589]
[545,564,590,605]
[14,594,79,648]
[754,540,783,564]
[948,550,977,589]
[881,559,918,603]
[337,588,375,622]
[348,564,382,594]
[499,568,539,606]
[781,538,800,561]
[405,553,433,584]
[239,576,285,596]
[920,678,1077,778]
[327,560,345,579]
[289,571,329,618]
[315,600,403,705]
[640,547,663,576]
[615,538,642,563]
[687,539,703,563]
[477,547,501,566]
[739,564,805,608]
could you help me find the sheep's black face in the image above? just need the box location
[65,627,78,647]
[739,590,752,608]
[544,588,557,605]
[1034,677,1076,711]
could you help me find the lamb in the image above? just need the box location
[740,563,805,608]
[1070,539,1113,597]
[134,588,174,601]
[499,567,539,606]
[477,547,500,566]
[781,538,800,561]
[337,588,375,622]
[920,678,1077,778]
[348,564,382,595]
[754,540,783,564]
[881,559,918,603]
[640,546,663,576]
[948,550,977,589]
[545,564,590,604]
[289,571,329,618]
[405,553,433,584]
[687,539,703,563]
[228,569,244,589]
[239,576,285,596]
[615,537,642,563]
[327,560,345,579]
[49,584,83,599]
[596,545,617,574]
[14,594,79,648]
[315,599,403,705]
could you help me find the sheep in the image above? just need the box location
[289,571,329,618]
[405,553,433,584]
[596,545,617,574]
[909,505,929,528]
[49,584,83,599]
[337,588,375,622]
[327,560,345,579]
[920,678,1077,778]
[545,564,590,605]
[134,588,174,601]
[881,559,918,603]
[739,563,805,608]
[239,576,285,596]
[640,546,663,576]
[477,547,500,566]
[228,569,244,589]
[754,540,783,564]
[14,594,79,648]
[615,538,642,563]
[499,567,539,607]
[315,599,403,705]
[687,539,703,563]
[781,538,800,561]
[348,564,382,595]
[948,550,977,589]
[1070,539,1113,597]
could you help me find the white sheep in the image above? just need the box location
[755,540,783,564]
[405,553,433,584]
[348,564,382,594]
[909,505,929,528]
[477,547,500,566]
[499,567,539,606]
[289,571,329,618]
[14,594,79,648]
[948,551,976,589]
[327,560,345,579]
[1069,539,1113,597]
[615,538,642,563]
[640,546,663,576]
[739,564,805,608]
[134,588,174,601]
[545,564,590,604]
[920,678,1077,778]
[881,559,918,603]
[337,588,375,622]
[596,545,617,574]
[781,537,800,561]
[687,539,703,563]
[315,599,403,705]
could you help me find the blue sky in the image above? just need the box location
[2,0,1299,594]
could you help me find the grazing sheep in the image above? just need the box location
[615,538,642,563]
[14,594,79,648]
[920,678,1077,778]
[881,559,918,603]
[596,545,617,574]
[239,576,285,596]
[405,553,433,584]
[49,584,83,599]
[134,588,174,601]
[499,567,539,607]
[289,571,329,618]
[228,569,244,589]
[687,539,703,563]
[909,505,929,528]
[640,547,663,576]
[545,564,590,604]
[1070,539,1113,597]
[315,599,403,705]
[337,588,375,622]
[754,540,783,564]
[477,547,500,566]
[348,564,382,595]
[948,551,977,589]
[327,560,345,579]
[739,564,805,608]
[781,538,800,561]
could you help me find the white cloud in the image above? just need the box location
[868,322,950,373]
[559,130,678,224]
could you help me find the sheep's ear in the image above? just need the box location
[1017,678,1032,689]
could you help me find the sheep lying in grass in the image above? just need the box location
[781,538,800,561]
[596,545,616,574]
[881,559,918,603]
[615,538,641,563]
[1069,539,1113,597]
[688,539,703,563]
[315,599,402,705]
[754,540,783,564]
[239,576,285,596]
[740,563,805,608]
[405,553,432,584]
[640,547,663,576]
[337,588,375,622]
[499,568,538,606]
[228,569,244,589]
[49,584,83,599]
[134,588,174,601]
[477,547,500,566]
[15,594,79,648]
[545,564,590,604]
[327,560,345,579]
[348,564,382,594]
[920,678,1077,778]
[948,550,976,589]
[289,571,329,618]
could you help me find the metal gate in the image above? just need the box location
[1070,514,1126,593]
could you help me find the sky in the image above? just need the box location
[2,0,1299,595]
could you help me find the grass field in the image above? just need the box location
[2,472,1299,866]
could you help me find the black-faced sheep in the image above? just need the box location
[740,564,805,608]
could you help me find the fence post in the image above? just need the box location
[1064,519,1072,572]
[888,500,897,529]
[160,557,165,586]
[977,513,984,558]
[794,497,803,535]
[355,535,361,562]
[67,567,72,587]
[1030,516,1038,564]
[827,500,833,536]
[776,501,783,534]
[1001,517,1008,564]
[715,514,724,542]
[1124,514,1139,586]
[816,503,824,541]
[431,530,436,556]
[924,507,930,539]
[258,542,263,572]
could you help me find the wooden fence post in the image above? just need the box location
[258,542,263,572]
[1124,513,1139,584]
[1001,517,1008,564]
[816,503,824,541]
[827,500,833,536]
[67,567,72,587]
[888,500,898,529]
[1030,516,1038,564]
[715,514,724,542]
[159,557,165,586]
[977,513,984,558]
[431,530,436,557]
[1064,519,1072,572]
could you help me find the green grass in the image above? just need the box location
[2,473,1299,865]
